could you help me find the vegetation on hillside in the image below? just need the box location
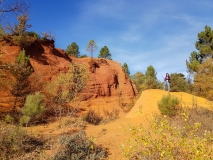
[1,1,213,159]
[122,62,130,77]
[169,73,192,92]
[186,25,213,100]
[158,94,180,116]
[131,65,161,94]
[0,8,54,48]
[44,63,89,120]
[122,103,213,159]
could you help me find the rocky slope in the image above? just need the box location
[0,40,138,111]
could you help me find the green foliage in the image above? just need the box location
[0,122,45,159]
[5,114,15,124]
[86,40,98,58]
[54,130,108,159]
[79,54,88,58]
[65,42,80,57]
[186,51,201,73]
[170,73,192,92]
[4,13,37,47]
[195,25,213,58]
[3,13,52,47]
[1,49,34,109]
[98,46,112,60]
[144,65,159,89]
[10,49,33,109]
[145,65,157,77]
[16,48,30,64]
[122,62,130,76]
[131,66,161,92]
[193,58,213,100]
[130,71,146,92]
[186,25,213,99]
[83,109,103,125]
[44,63,89,119]
[121,113,213,159]
[25,31,41,40]
[158,94,180,116]
[20,92,46,126]
[186,25,213,74]
[0,25,6,38]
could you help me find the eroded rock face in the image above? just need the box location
[85,58,137,100]
[0,41,138,111]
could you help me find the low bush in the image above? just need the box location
[121,113,213,159]
[158,94,180,116]
[83,108,120,125]
[54,130,108,160]
[83,109,103,125]
[0,122,45,159]
[101,108,119,124]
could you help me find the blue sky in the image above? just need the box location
[21,0,213,80]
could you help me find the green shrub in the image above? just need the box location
[12,34,36,48]
[25,31,41,40]
[54,130,108,160]
[44,63,89,120]
[5,114,15,124]
[0,122,45,159]
[20,92,46,126]
[79,54,88,58]
[83,109,103,125]
[0,25,7,40]
[121,113,213,159]
[158,94,180,116]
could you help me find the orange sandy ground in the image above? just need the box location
[27,89,213,159]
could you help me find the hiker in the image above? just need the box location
[163,73,170,91]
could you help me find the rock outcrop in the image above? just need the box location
[0,40,138,111]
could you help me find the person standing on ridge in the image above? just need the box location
[163,73,170,91]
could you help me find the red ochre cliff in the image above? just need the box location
[0,40,138,111]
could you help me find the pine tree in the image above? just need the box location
[144,65,158,89]
[130,71,146,92]
[186,25,213,73]
[65,42,80,57]
[98,46,112,60]
[10,49,33,109]
[20,92,46,127]
[186,25,213,99]
[122,62,130,76]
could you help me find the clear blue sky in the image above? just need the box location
[25,0,213,80]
